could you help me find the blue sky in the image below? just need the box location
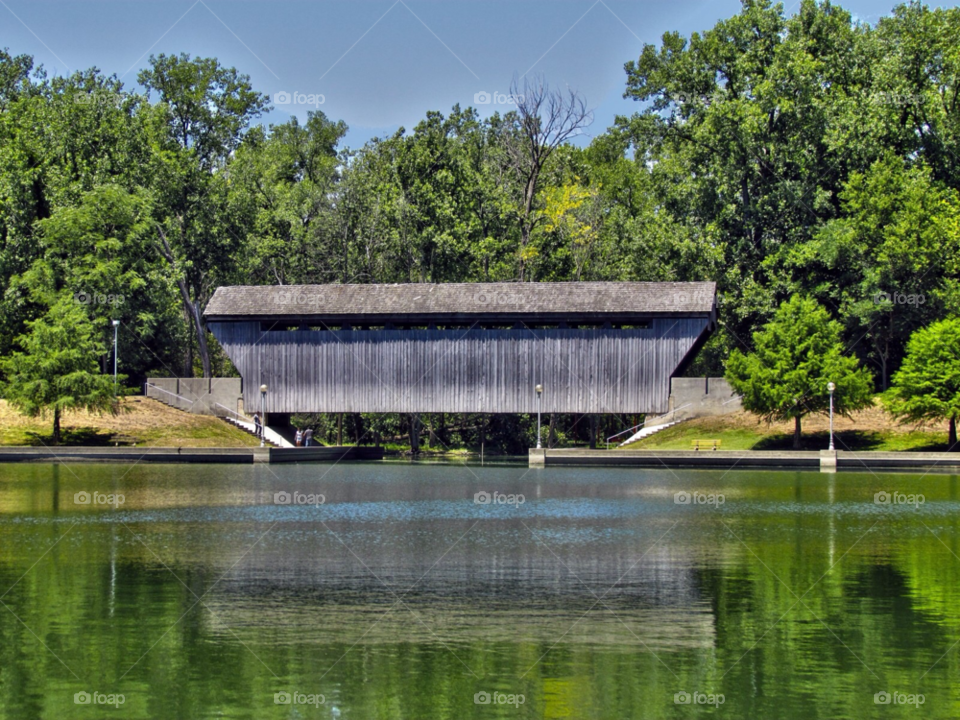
[2,0,955,147]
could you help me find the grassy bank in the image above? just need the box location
[0,398,260,447]
[624,403,950,452]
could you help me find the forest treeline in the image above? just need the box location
[1,0,958,450]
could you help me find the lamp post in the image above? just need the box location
[827,382,836,451]
[259,384,268,448]
[111,320,120,397]
[535,384,543,449]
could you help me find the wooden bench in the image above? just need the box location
[111,435,140,447]
[691,439,721,451]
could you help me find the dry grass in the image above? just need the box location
[0,398,260,447]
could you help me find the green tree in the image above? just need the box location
[1,294,119,443]
[139,53,268,377]
[725,295,874,448]
[788,157,960,389]
[883,318,960,449]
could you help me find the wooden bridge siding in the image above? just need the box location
[209,319,708,414]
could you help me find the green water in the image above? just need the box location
[0,462,958,719]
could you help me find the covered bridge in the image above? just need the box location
[203,281,716,415]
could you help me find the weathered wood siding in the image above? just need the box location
[209,319,709,414]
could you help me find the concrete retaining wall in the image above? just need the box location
[145,378,242,416]
[666,377,742,420]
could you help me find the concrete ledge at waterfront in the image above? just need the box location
[0,447,263,463]
[268,446,385,463]
[530,448,960,470]
[0,446,385,464]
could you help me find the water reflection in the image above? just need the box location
[1,463,959,718]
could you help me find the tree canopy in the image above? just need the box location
[725,295,874,448]
[883,318,960,448]
[1,0,959,450]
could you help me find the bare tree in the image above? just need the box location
[502,75,593,280]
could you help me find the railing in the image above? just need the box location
[606,422,647,450]
[144,382,197,410]
[145,383,244,421]
[212,401,249,423]
[605,403,693,449]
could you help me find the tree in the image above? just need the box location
[139,54,269,377]
[230,112,347,285]
[1,294,119,443]
[788,157,960,389]
[497,75,592,280]
[725,295,874,448]
[883,318,960,450]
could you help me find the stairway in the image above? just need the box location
[618,420,682,448]
[221,417,293,448]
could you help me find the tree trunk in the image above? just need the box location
[793,415,802,450]
[949,416,957,451]
[589,415,598,449]
[409,414,421,453]
[337,413,343,446]
[53,407,61,445]
[157,228,212,378]
[547,413,557,448]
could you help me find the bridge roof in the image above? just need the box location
[204,281,716,323]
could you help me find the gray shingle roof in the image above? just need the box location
[204,281,716,320]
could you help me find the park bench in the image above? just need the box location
[691,439,721,451]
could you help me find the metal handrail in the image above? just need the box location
[212,401,249,423]
[145,383,245,421]
[606,422,647,448]
[144,382,195,407]
[606,403,693,449]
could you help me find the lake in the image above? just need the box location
[0,461,957,718]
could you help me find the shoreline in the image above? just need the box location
[0,446,384,464]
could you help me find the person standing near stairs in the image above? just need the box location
[253,412,263,439]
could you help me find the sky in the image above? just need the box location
[2,0,957,148]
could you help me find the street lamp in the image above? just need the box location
[259,384,268,448]
[111,320,120,397]
[827,382,836,451]
[535,384,543,449]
